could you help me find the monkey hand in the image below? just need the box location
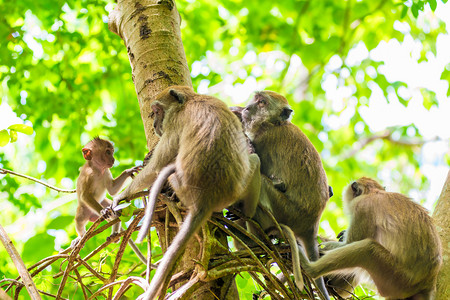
[70,237,81,248]
[126,165,143,179]
[225,210,241,221]
[319,241,344,252]
[101,206,120,222]
[336,229,346,242]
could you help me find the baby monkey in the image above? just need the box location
[72,137,141,248]
[299,177,442,300]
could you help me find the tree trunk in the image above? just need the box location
[108,0,191,150]
[108,1,239,298]
[433,170,450,300]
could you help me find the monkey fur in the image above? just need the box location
[232,91,331,299]
[112,86,261,300]
[319,233,360,298]
[299,177,442,300]
[73,137,146,264]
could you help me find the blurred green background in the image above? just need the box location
[1,0,449,298]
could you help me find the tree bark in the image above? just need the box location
[433,170,450,300]
[108,1,239,298]
[108,0,191,150]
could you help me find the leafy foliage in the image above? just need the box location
[0,0,448,298]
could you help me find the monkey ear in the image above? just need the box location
[169,89,186,104]
[351,182,362,197]
[280,108,293,120]
[82,148,92,160]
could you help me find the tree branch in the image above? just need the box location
[0,168,76,193]
[0,224,41,300]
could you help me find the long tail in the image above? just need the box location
[136,163,176,243]
[280,224,304,290]
[143,209,210,300]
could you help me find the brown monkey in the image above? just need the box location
[299,177,442,300]
[319,233,360,298]
[235,91,331,299]
[112,86,261,300]
[72,138,146,263]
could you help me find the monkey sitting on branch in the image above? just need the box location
[231,90,331,300]
[298,177,442,300]
[112,86,261,300]
[72,137,145,262]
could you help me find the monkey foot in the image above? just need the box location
[101,206,118,221]
[70,237,81,248]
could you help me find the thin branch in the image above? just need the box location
[340,130,442,160]
[107,209,145,299]
[0,168,76,193]
[88,277,148,300]
[73,269,89,300]
[0,224,41,300]
[56,215,106,299]
[209,218,293,299]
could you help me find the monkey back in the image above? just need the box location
[172,95,250,212]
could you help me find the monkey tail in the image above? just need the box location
[280,224,304,291]
[143,209,210,300]
[136,163,176,243]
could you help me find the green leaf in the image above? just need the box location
[9,130,18,143]
[428,0,437,11]
[47,216,74,230]
[0,130,10,146]
[411,4,419,18]
[7,124,33,135]
[401,5,408,19]
[22,233,55,263]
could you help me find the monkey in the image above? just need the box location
[298,177,443,300]
[318,232,360,298]
[232,105,334,198]
[71,137,147,265]
[232,91,331,299]
[111,86,261,300]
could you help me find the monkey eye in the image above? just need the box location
[106,149,112,155]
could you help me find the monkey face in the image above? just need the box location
[242,91,293,126]
[151,102,165,137]
[83,137,115,170]
[229,106,244,122]
[95,145,115,169]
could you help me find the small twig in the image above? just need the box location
[223,207,299,297]
[73,269,88,300]
[0,224,41,300]
[37,289,69,300]
[88,277,148,300]
[107,209,146,299]
[146,196,152,282]
[0,168,76,193]
[56,215,106,299]
[75,258,108,282]
[165,275,200,300]
[209,218,291,299]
